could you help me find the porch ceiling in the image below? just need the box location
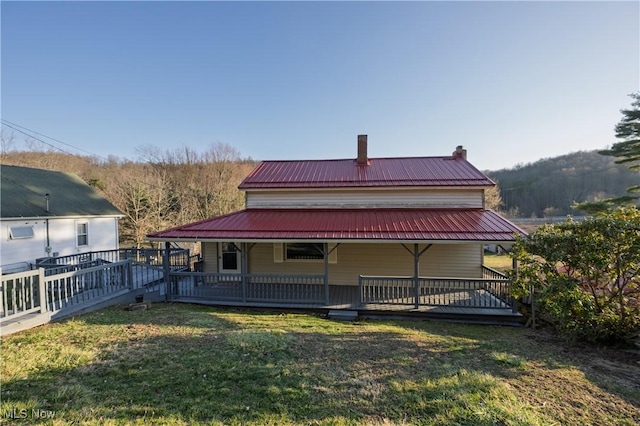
[147,208,525,243]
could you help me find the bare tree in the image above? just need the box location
[0,129,16,160]
[485,184,504,212]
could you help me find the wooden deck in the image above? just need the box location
[1,263,166,336]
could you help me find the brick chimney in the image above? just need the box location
[357,134,369,165]
[453,145,467,160]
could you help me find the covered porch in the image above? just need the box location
[150,208,524,322]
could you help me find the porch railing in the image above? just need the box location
[359,273,514,310]
[167,272,326,304]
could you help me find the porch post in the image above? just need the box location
[512,256,520,314]
[241,243,247,302]
[163,241,171,301]
[38,268,47,314]
[324,243,330,305]
[414,244,420,309]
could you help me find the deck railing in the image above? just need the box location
[359,273,514,310]
[36,248,190,271]
[167,272,325,304]
[1,260,140,321]
[44,260,133,312]
[481,266,512,305]
[0,269,45,319]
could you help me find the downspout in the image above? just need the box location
[44,194,51,257]
[45,219,51,257]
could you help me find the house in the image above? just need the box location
[147,136,525,316]
[1,165,124,274]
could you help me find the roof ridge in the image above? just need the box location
[256,155,456,163]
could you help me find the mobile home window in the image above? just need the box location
[76,222,88,246]
[9,226,34,239]
[285,243,323,261]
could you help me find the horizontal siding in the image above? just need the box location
[246,189,483,209]
[201,242,219,273]
[246,243,482,286]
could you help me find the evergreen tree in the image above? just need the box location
[579,93,640,213]
[602,92,640,163]
[600,92,640,192]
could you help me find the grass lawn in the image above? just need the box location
[1,303,638,425]
[483,253,514,273]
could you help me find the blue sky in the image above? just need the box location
[2,1,638,170]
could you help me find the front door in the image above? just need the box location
[219,242,241,274]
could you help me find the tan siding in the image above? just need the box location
[202,242,219,273]
[329,244,414,285]
[246,242,483,286]
[422,244,483,278]
[246,189,483,209]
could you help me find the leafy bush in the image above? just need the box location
[511,207,640,344]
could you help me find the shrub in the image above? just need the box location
[511,207,640,344]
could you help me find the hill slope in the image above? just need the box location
[486,150,639,218]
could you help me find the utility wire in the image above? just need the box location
[1,119,107,160]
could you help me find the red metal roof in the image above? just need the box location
[147,209,525,242]
[238,156,494,189]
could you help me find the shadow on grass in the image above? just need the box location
[379,318,640,420]
[2,303,638,425]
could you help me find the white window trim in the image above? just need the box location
[219,242,241,273]
[76,221,89,247]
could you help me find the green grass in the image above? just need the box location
[2,303,639,425]
[484,253,514,273]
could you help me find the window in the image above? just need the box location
[76,222,88,246]
[285,243,323,261]
[9,226,34,239]
[220,242,239,272]
[274,243,338,264]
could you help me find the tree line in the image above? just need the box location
[486,150,639,218]
[1,143,256,249]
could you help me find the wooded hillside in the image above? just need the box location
[486,150,639,218]
[1,146,256,249]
